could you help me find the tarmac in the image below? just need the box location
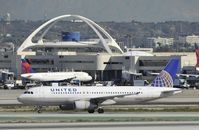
[0,89,199,129]
[1,122,199,130]
[1,112,199,129]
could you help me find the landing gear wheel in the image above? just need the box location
[88,109,95,113]
[36,106,42,113]
[97,108,104,114]
[37,109,42,113]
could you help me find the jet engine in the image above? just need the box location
[59,101,97,110]
[59,103,75,110]
[75,100,90,110]
[75,100,96,110]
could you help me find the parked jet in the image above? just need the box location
[176,43,199,78]
[18,58,181,113]
[21,59,92,82]
[151,44,199,79]
[178,43,199,77]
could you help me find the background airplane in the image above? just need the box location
[18,58,181,113]
[151,43,199,78]
[21,59,92,82]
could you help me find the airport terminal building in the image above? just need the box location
[1,15,196,84]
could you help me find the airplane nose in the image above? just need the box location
[17,95,24,103]
[17,97,21,102]
[88,76,92,81]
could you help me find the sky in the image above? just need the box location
[1,0,199,22]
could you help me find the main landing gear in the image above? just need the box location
[88,109,95,113]
[87,107,104,114]
[97,108,104,113]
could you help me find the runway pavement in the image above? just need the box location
[1,112,199,129]
[1,90,199,129]
[1,111,199,117]
[1,122,199,130]
[1,112,199,122]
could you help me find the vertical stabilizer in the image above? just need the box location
[21,59,35,73]
[151,58,179,88]
[195,43,199,71]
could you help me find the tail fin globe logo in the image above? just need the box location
[151,58,179,88]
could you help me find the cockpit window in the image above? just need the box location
[24,91,33,94]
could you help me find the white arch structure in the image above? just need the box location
[17,14,123,55]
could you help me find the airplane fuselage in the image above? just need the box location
[21,72,92,82]
[18,86,181,106]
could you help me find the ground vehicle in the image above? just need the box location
[4,82,15,89]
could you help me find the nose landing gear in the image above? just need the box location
[35,106,42,113]
[88,109,95,113]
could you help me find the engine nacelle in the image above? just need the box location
[75,100,97,110]
[59,101,97,110]
[59,103,75,110]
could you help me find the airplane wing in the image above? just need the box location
[88,89,180,105]
[160,89,182,97]
[148,72,159,76]
[150,72,199,78]
[122,70,142,76]
[176,74,199,78]
[84,92,141,105]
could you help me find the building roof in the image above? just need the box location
[123,51,153,56]
[17,14,123,56]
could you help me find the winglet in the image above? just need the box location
[151,58,179,88]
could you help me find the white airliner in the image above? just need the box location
[18,58,181,113]
[21,59,92,82]
[21,72,92,82]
